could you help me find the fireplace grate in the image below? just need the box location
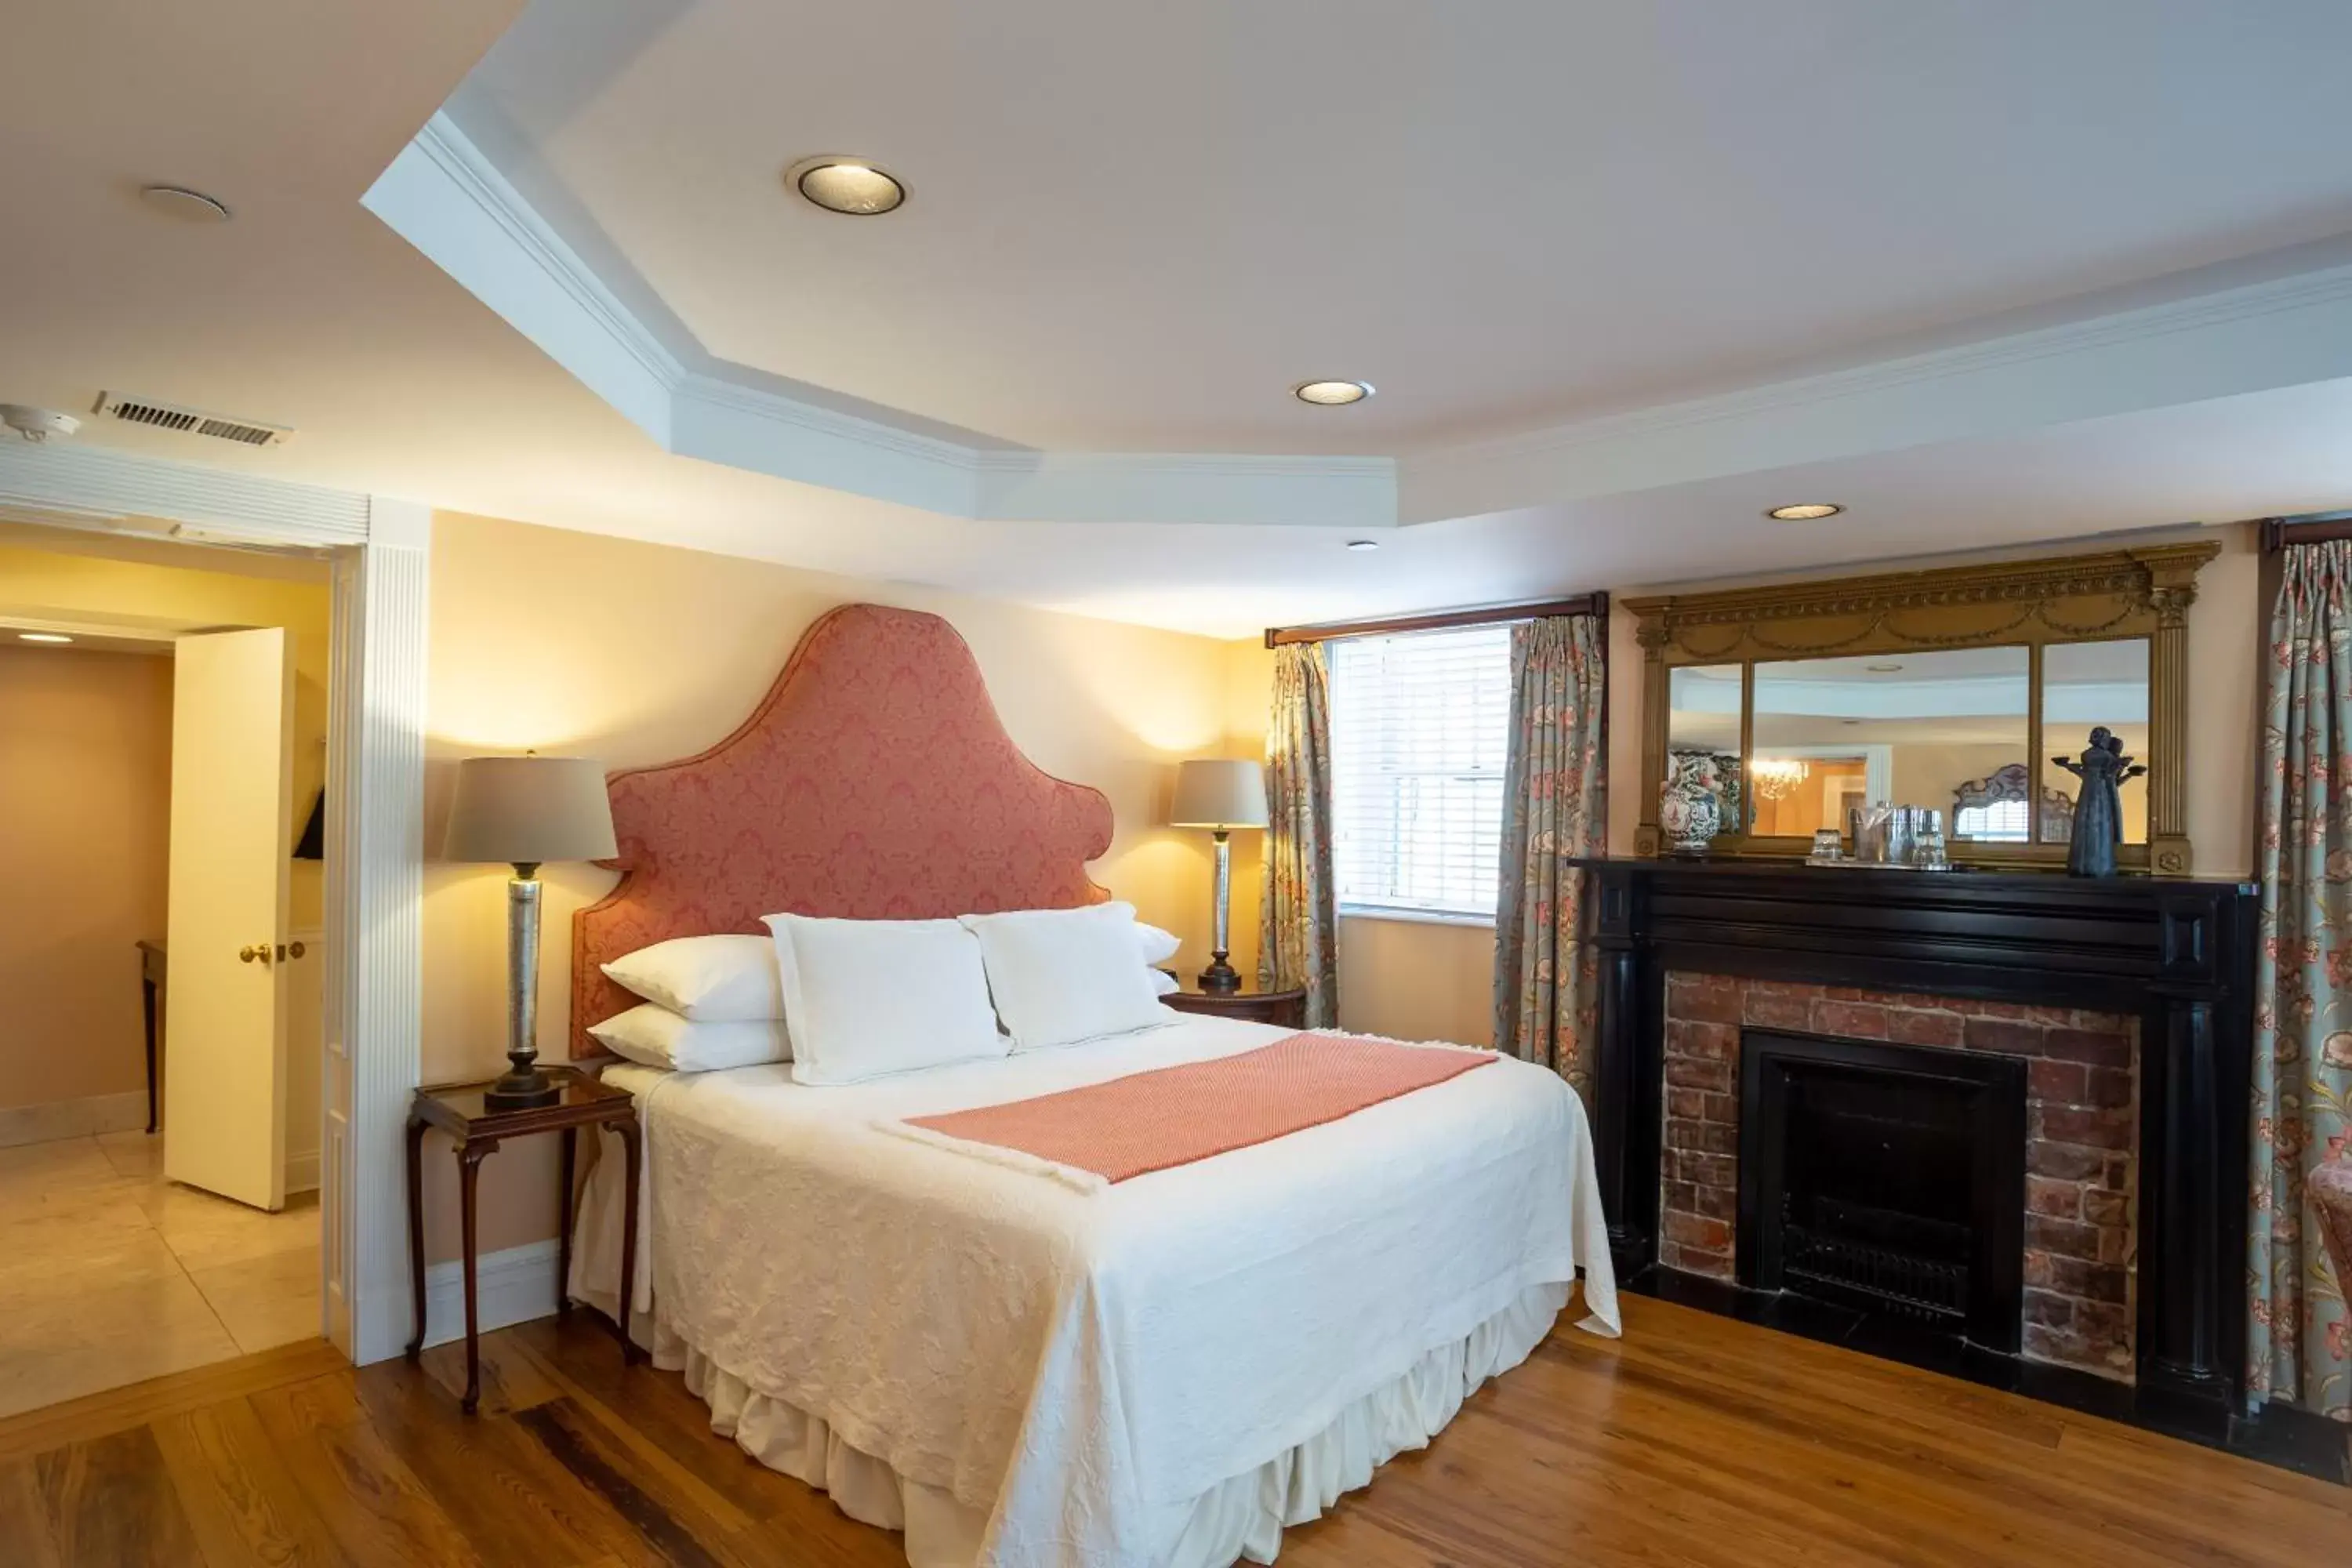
[1782,1198,1970,1324]
[1741,1030,2027,1351]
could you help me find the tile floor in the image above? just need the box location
[0,1130,321,1420]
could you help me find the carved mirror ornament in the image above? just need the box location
[1624,543,2216,873]
[1951,762,2074,844]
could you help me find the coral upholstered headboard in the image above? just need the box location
[570,604,1114,1055]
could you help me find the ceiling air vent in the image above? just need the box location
[95,392,292,448]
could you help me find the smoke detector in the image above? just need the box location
[96,391,291,448]
[0,405,81,443]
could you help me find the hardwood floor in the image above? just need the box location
[0,1294,2343,1566]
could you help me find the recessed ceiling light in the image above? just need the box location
[1345,539,1380,551]
[786,157,906,216]
[17,632,74,644]
[1294,380,1374,406]
[138,184,231,223]
[1766,503,1842,521]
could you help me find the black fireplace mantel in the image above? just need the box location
[1571,855,2258,1432]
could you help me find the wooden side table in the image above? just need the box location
[405,1066,641,1412]
[1161,979,1309,1029]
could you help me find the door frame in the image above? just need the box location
[0,439,426,1364]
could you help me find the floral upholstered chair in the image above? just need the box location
[2311,1160,2352,1459]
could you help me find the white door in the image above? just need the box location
[164,627,296,1210]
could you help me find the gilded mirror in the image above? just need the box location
[1626,545,2211,872]
[1750,648,2030,845]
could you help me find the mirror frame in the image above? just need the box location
[1625,543,2217,873]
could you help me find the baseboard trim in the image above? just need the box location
[0,1090,149,1150]
[285,1150,321,1195]
[412,1239,562,1353]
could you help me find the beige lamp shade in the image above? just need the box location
[441,755,619,866]
[1171,758,1269,830]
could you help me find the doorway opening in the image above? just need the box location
[0,518,332,1417]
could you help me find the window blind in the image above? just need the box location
[1329,625,1513,920]
[1955,798,2030,841]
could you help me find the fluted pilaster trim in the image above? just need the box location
[329,501,430,1364]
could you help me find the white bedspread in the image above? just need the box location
[612,1015,1617,1566]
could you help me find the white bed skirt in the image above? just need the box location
[653,1279,1573,1568]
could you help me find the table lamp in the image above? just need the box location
[441,755,618,1109]
[1170,758,1269,993]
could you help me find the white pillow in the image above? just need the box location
[960,902,1171,1051]
[1148,967,1179,997]
[1134,922,1181,966]
[763,915,1007,1085]
[601,934,783,1022]
[588,1003,790,1073]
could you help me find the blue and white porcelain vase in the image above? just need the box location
[1660,758,1724,853]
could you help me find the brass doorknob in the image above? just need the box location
[238,944,273,964]
[287,941,307,960]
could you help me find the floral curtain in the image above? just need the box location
[2252,538,2352,1424]
[1260,643,1338,1026]
[1492,615,1607,1098]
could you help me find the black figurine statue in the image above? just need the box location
[2051,726,2147,877]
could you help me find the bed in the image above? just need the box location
[564,604,1620,1567]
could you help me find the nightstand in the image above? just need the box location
[405,1065,641,1413]
[1161,979,1308,1029]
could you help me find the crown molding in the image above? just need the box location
[405,114,688,400]
[1400,263,2352,521]
[1622,542,2220,633]
[369,114,2352,535]
[0,438,372,544]
[667,369,985,517]
[365,114,1396,529]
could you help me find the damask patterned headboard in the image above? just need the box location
[569,604,1114,1055]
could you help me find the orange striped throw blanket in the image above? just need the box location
[902,1033,1496,1186]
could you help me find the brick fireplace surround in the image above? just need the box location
[1573,856,2258,1437]
[1661,971,2138,1380]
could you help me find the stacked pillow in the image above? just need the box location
[1135,920,1182,995]
[958,902,1172,1052]
[590,934,793,1072]
[592,905,1188,1083]
[762,913,1007,1085]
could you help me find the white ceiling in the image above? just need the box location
[2,2,2350,638]
[453,0,2352,454]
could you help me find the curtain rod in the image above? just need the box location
[1262,592,1608,649]
[2261,510,2352,553]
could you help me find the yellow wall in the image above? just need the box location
[0,647,173,1111]
[1338,916,1497,1044]
[1890,742,2027,828]
[422,512,1265,1256]
[0,536,333,926]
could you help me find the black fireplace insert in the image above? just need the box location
[1737,1029,2027,1352]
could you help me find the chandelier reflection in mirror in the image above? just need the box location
[1750,757,1810,801]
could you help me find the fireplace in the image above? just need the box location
[1573,855,2256,1435]
[1739,1031,2026,1351]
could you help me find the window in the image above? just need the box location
[1329,626,1512,919]
[1954,797,2030,841]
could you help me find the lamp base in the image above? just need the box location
[482,1065,562,1111]
[1197,954,1243,993]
